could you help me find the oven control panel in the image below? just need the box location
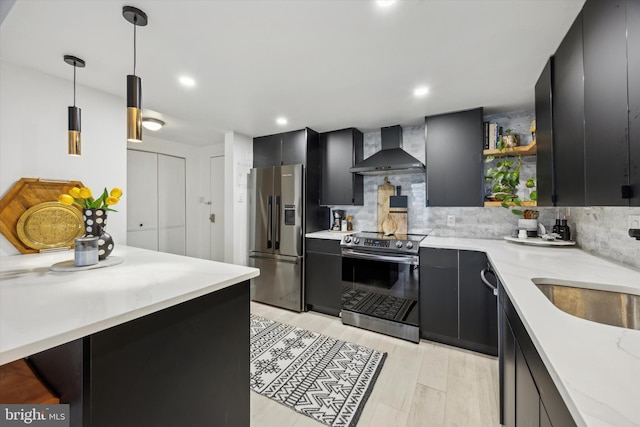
[364,238,389,248]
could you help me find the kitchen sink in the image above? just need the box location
[532,278,640,330]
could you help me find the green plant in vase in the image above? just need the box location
[485,141,536,216]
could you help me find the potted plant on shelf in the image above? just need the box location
[485,148,537,216]
[503,129,519,148]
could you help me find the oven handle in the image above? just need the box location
[341,248,419,265]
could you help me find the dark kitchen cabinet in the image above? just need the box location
[501,308,517,427]
[253,128,328,233]
[459,251,498,355]
[425,108,484,207]
[253,134,282,168]
[535,58,555,206]
[516,344,540,427]
[253,129,310,167]
[552,12,585,206]
[305,238,342,316]
[420,248,458,339]
[319,128,364,206]
[538,0,640,206]
[629,0,640,206]
[420,248,497,356]
[540,403,553,427]
[499,282,577,427]
[583,0,629,206]
[281,130,307,166]
[29,282,251,427]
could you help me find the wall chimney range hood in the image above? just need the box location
[350,125,425,175]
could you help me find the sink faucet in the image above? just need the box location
[630,229,640,240]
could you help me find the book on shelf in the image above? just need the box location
[483,121,489,149]
[488,123,497,150]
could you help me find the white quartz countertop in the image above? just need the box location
[305,230,356,240]
[420,236,640,427]
[0,246,259,365]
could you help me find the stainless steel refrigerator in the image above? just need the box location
[249,164,304,311]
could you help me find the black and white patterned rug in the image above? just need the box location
[250,314,386,427]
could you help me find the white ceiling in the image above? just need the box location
[1,0,585,146]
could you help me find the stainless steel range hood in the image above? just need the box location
[350,125,425,175]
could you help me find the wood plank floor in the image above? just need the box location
[250,302,500,427]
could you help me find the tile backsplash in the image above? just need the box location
[330,120,640,270]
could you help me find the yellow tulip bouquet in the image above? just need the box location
[58,186,123,212]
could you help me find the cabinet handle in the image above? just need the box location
[480,268,498,296]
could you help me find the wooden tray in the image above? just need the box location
[0,178,84,254]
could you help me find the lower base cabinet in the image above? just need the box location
[28,282,250,427]
[499,281,577,427]
[420,248,498,356]
[305,238,342,316]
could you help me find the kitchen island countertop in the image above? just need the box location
[0,245,259,365]
[419,236,640,427]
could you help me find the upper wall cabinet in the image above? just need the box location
[583,0,630,206]
[540,0,640,206]
[319,128,364,206]
[629,0,640,206]
[552,12,586,206]
[253,129,308,168]
[425,108,484,207]
[534,58,554,206]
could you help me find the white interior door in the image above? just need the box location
[158,154,186,255]
[210,155,225,261]
[127,150,158,251]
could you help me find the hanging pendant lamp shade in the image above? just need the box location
[64,55,85,156]
[123,6,147,143]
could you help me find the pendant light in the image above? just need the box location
[123,6,147,143]
[64,55,85,156]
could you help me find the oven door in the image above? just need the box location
[341,248,419,328]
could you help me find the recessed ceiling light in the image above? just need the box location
[377,0,396,7]
[276,117,288,125]
[142,117,165,131]
[413,86,429,97]
[178,76,196,87]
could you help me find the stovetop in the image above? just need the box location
[341,231,427,254]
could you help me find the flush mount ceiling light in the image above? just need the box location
[142,117,165,131]
[413,86,429,97]
[276,117,288,125]
[123,5,148,143]
[178,76,196,87]
[376,0,397,7]
[64,55,86,156]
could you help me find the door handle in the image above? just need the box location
[267,196,273,249]
[209,214,215,223]
[275,196,281,250]
[480,268,498,296]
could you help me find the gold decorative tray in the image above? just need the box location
[0,178,84,253]
[16,202,84,250]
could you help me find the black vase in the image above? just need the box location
[83,208,114,260]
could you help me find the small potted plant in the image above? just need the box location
[485,151,537,216]
[503,129,519,148]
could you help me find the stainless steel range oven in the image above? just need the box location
[340,232,426,343]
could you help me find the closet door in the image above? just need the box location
[127,150,158,250]
[158,154,186,255]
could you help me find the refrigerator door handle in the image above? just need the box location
[275,195,281,250]
[267,195,273,249]
[249,253,301,264]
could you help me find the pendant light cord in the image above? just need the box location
[73,64,76,107]
[133,16,137,75]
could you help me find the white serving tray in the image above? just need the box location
[50,256,124,272]
[503,236,576,247]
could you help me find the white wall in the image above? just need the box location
[0,61,127,256]
[127,135,224,259]
[224,132,253,265]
